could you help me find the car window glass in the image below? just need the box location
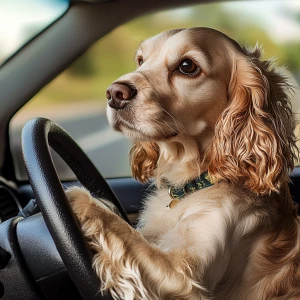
[0,0,70,66]
[10,0,300,180]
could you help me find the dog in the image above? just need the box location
[66,27,300,299]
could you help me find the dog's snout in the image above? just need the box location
[106,83,137,110]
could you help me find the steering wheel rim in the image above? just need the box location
[21,117,130,300]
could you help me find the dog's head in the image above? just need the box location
[106,27,298,195]
[107,28,231,142]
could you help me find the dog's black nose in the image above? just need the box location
[106,83,137,110]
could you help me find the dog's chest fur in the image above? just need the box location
[136,183,239,245]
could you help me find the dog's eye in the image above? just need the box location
[179,59,198,75]
[137,58,143,66]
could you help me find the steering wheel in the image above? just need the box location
[21,117,130,300]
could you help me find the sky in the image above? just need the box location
[0,0,300,63]
[223,1,300,44]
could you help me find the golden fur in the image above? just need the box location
[66,27,300,299]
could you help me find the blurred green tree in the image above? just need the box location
[67,54,97,77]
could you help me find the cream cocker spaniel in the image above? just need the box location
[66,27,300,300]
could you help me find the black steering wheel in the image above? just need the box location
[21,117,130,300]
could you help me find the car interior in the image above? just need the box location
[0,0,299,299]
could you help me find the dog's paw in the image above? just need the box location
[65,186,111,223]
[65,186,98,221]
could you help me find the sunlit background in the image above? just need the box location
[1,0,300,179]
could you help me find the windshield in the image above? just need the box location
[0,0,70,66]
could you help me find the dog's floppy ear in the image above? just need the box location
[209,46,298,195]
[130,142,159,183]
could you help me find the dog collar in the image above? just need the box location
[167,172,213,208]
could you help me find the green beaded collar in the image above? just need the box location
[167,172,213,208]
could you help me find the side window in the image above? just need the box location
[10,1,300,180]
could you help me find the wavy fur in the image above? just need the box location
[209,46,298,195]
[130,142,159,183]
